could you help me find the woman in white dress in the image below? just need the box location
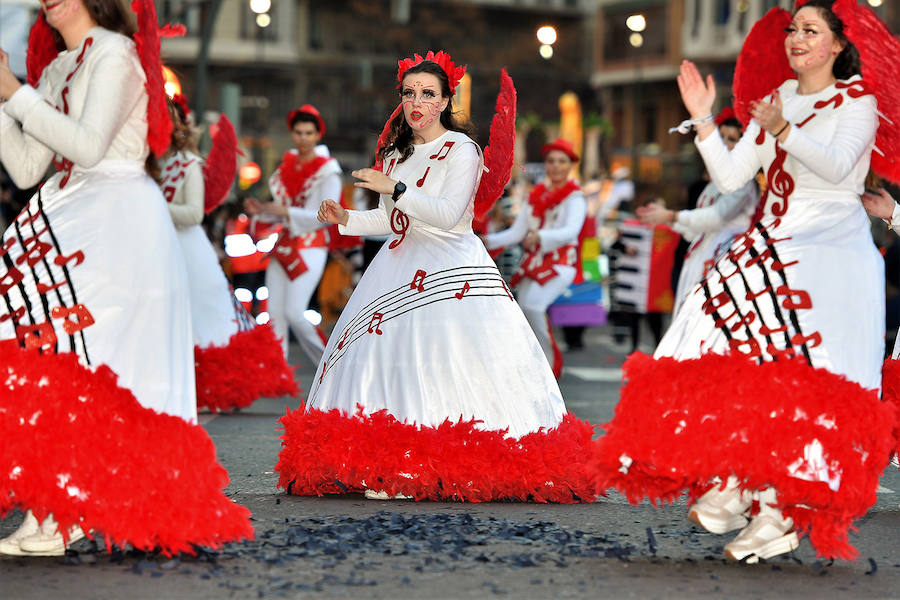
[638,109,758,316]
[276,52,596,503]
[593,0,898,562]
[0,0,251,556]
[483,139,586,377]
[161,96,297,412]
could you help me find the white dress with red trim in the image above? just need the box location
[275,131,597,502]
[162,151,298,412]
[592,76,897,560]
[0,27,252,553]
[672,179,758,315]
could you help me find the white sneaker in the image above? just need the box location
[724,513,799,563]
[0,512,40,556]
[17,517,86,557]
[687,480,752,534]
[364,489,412,500]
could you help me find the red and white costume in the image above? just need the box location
[275,128,597,502]
[161,151,298,412]
[263,150,341,363]
[672,179,758,315]
[484,180,586,376]
[593,71,897,560]
[0,18,251,554]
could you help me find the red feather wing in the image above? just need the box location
[131,0,172,158]
[372,103,404,171]
[834,0,900,185]
[25,14,58,88]
[474,69,517,221]
[203,115,238,214]
[733,8,794,127]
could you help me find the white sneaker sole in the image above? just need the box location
[17,528,85,556]
[725,531,799,564]
[687,507,749,535]
[364,490,412,500]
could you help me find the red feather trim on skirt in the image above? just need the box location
[275,406,598,503]
[0,346,254,555]
[591,352,897,561]
[881,358,900,463]
[195,324,299,413]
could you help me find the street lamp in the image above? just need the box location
[537,25,557,60]
[868,0,882,7]
[250,0,271,28]
[627,14,645,180]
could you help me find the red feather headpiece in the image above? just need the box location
[396,50,467,95]
[203,115,239,214]
[25,14,59,87]
[734,1,900,185]
[171,93,191,118]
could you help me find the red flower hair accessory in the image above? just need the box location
[396,50,467,95]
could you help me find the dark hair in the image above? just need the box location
[166,98,198,154]
[377,60,474,165]
[50,0,137,50]
[719,118,743,130]
[290,112,320,132]
[795,0,861,80]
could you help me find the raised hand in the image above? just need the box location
[352,168,396,195]
[0,48,22,101]
[676,60,716,120]
[317,199,348,226]
[750,91,788,138]
[636,202,673,226]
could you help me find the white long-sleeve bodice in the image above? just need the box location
[340,131,483,238]
[161,151,205,228]
[696,77,876,222]
[0,27,149,189]
[674,180,757,243]
[485,186,586,255]
[267,152,341,236]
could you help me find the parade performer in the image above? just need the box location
[482,139,586,377]
[275,51,596,503]
[161,95,298,412]
[244,105,340,365]
[593,0,900,562]
[638,108,758,315]
[0,0,251,556]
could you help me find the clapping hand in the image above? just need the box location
[676,60,716,120]
[862,188,897,221]
[318,199,348,226]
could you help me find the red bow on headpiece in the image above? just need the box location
[396,50,467,95]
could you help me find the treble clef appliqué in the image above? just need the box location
[389,208,410,249]
[766,144,794,217]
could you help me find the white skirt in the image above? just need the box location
[0,160,196,422]
[306,223,566,438]
[175,224,243,347]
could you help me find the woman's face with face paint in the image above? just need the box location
[784,7,843,76]
[400,72,450,133]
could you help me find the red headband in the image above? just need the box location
[286,104,326,137]
[396,50,467,95]
[714,107,739,127]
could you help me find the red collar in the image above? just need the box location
[529,180,579,220]
[278,153,330,201]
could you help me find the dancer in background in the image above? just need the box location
[244,105,340,365]
[0,0,251,557]
[483,139,586,377]
[638,108,758,315]
[593,0,899,563]
[276,51,596,503]
[161,95,297,412]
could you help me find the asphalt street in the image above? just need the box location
[2,327,899,600]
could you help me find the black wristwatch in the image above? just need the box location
[392,181,407,201]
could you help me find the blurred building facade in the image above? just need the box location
[158,0,600,195]
[591,0,899,196]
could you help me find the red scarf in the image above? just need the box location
[529,180,579,221]
[278,153,330,203]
